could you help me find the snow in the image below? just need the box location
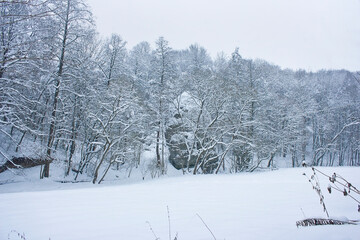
[1,167,359,240]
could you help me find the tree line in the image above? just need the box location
[1,0,359,183]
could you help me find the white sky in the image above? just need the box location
[86,0,360,71]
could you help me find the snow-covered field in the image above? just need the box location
[1,167,359,240]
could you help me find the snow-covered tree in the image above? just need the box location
[149,37,177,175]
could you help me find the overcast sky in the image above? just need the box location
[86,0,360,72]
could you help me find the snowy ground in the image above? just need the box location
[1,167,359,240]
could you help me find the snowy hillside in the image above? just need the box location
[1,167,359,240]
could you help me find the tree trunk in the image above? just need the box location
[156,129,161,167]
[66,96,78,176]
[93,143,111,184]
[267,152,275,168]
[15,131,26,152]
[161,126,165,174]
[98,159,113,184]
[42,0,71,178]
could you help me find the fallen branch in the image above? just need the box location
[0,157,53,174]
[296,218,359,227]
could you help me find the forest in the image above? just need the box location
[1,0,359,183]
